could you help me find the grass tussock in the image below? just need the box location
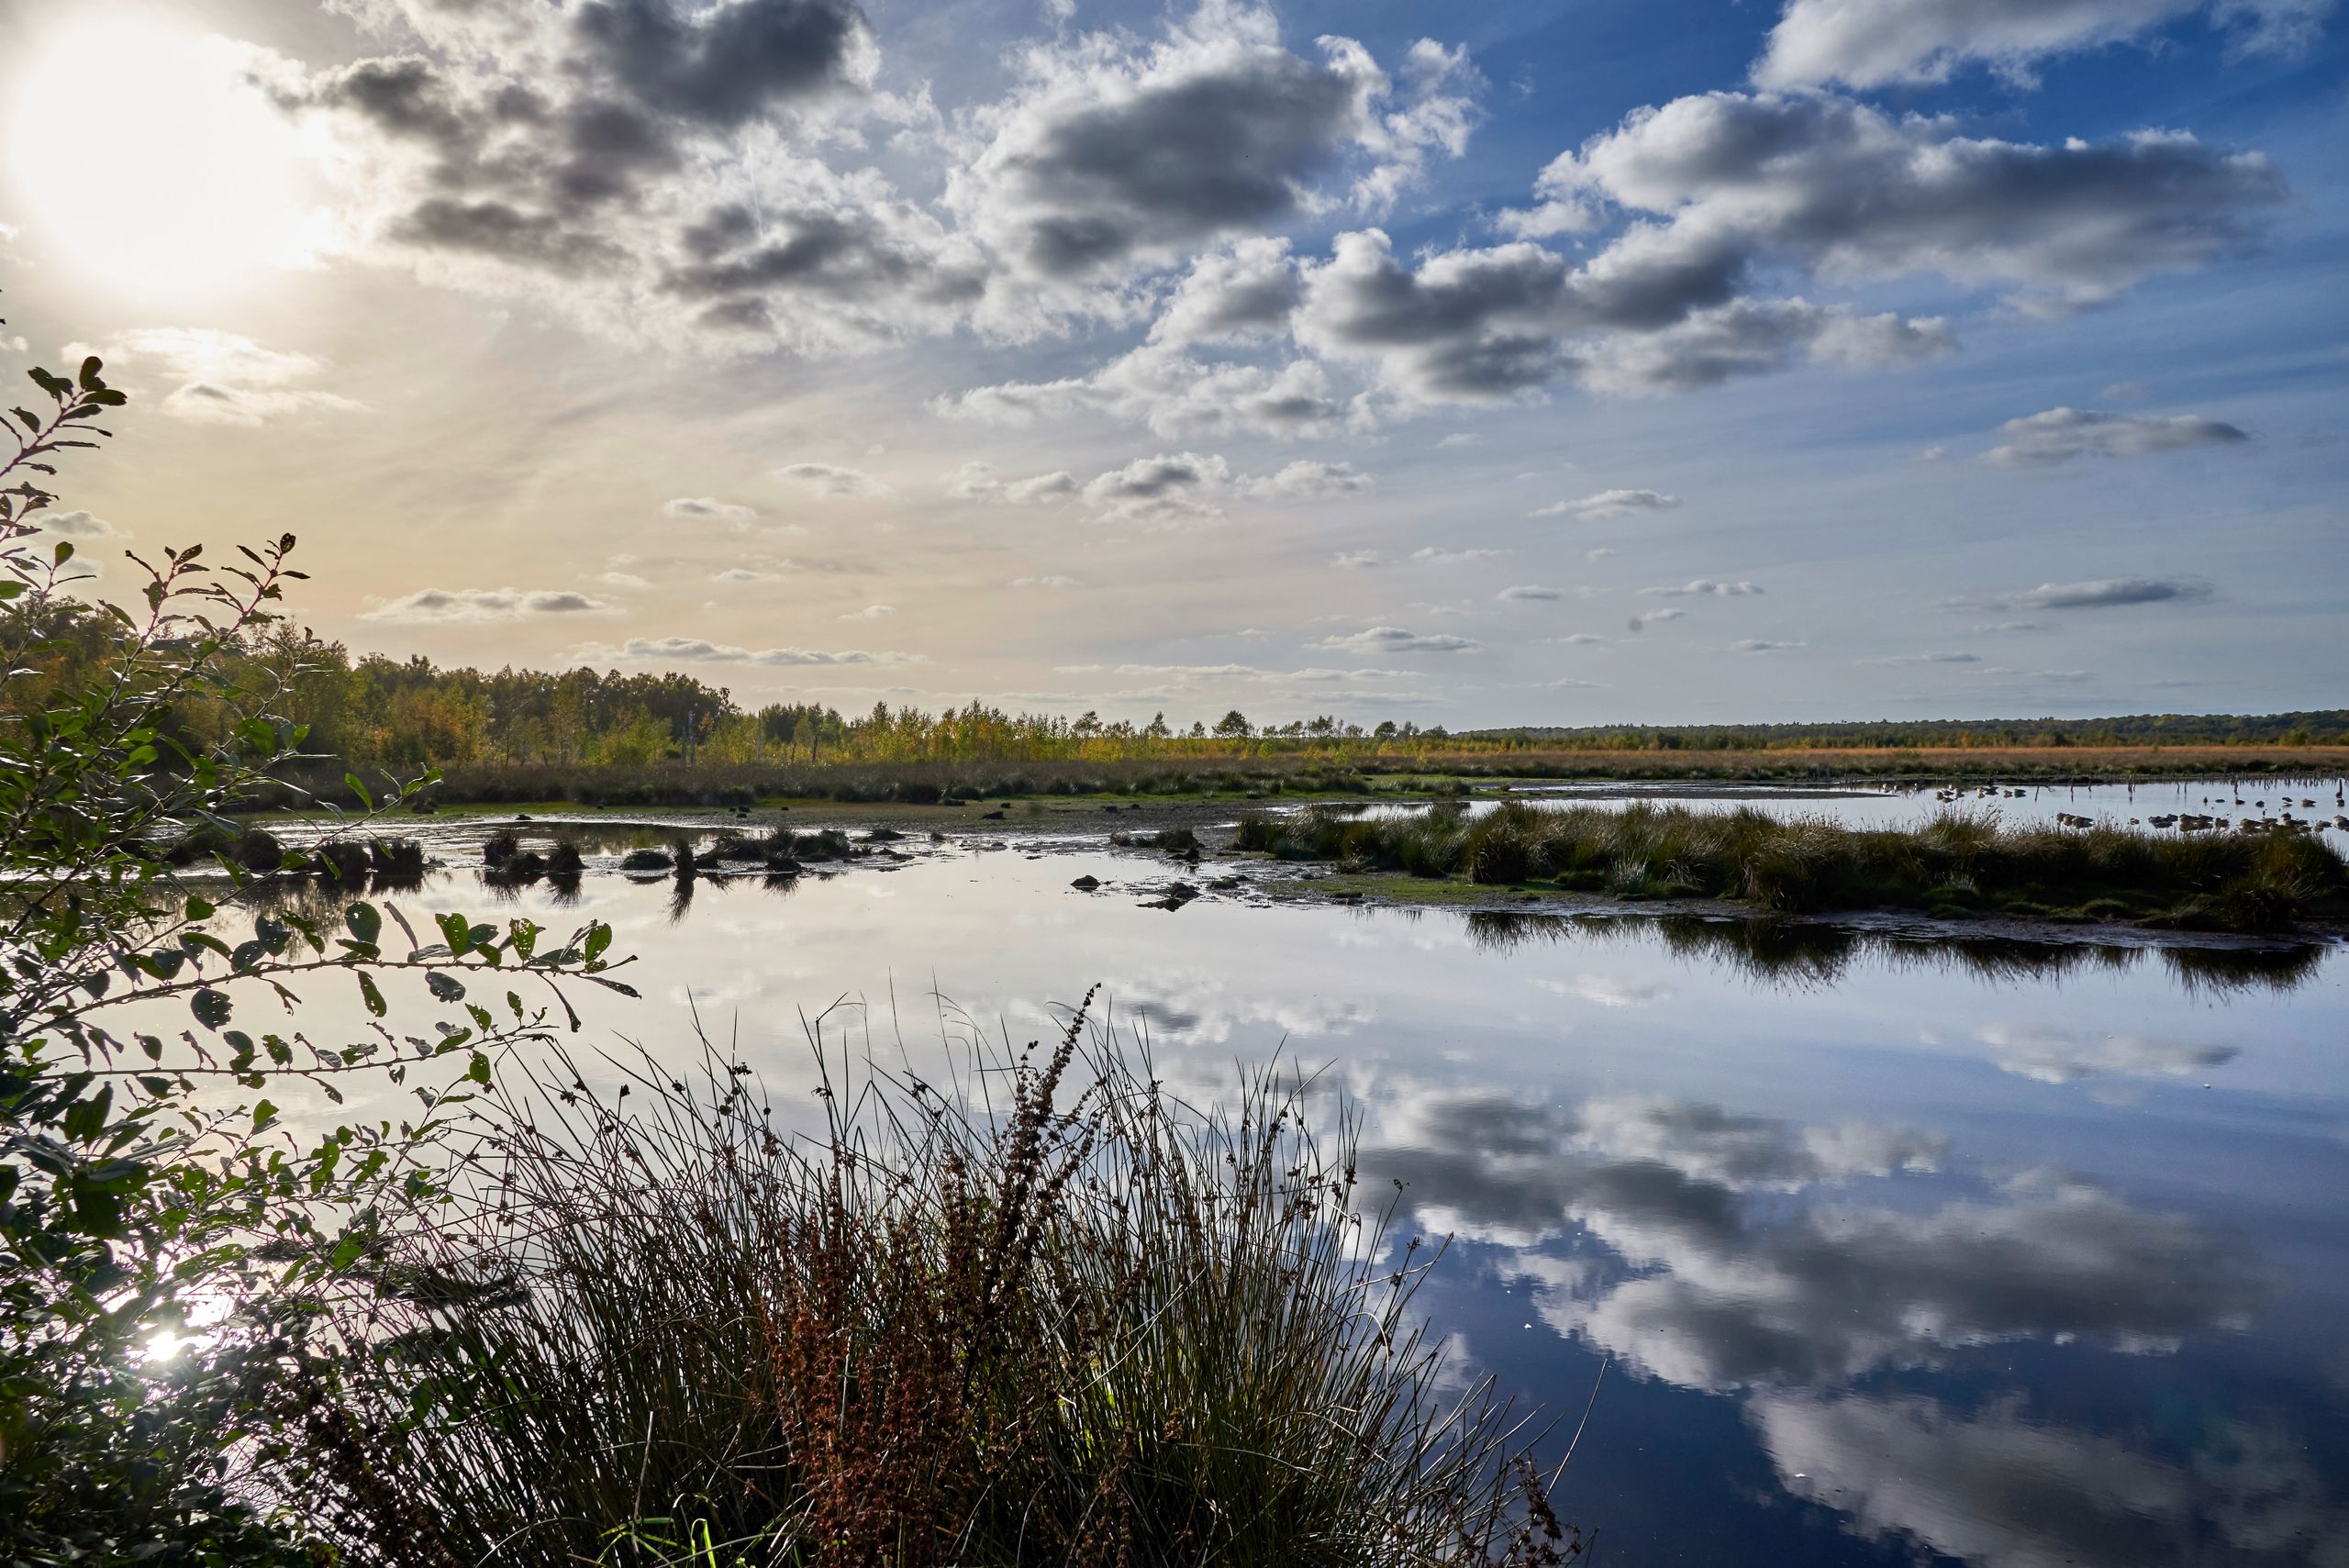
[268,1002,1581,1567]
[1238,802,2349,932]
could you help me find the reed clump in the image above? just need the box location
[266,1002,1578,1567]
[1236,802,2349,932]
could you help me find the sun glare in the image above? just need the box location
[6,18,319,300]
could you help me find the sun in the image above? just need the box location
[6,17,321,302]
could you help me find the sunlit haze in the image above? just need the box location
[0,0,2341,727]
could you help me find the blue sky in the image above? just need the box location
[1,0,2342,727]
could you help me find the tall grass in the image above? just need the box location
[1238,802,2349,932]
[264,1003,1581,1566]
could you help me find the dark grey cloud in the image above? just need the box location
[1983,407,2252,465]
[949,9,1477,286]
[570,0,872,128]
[286,1,974,350]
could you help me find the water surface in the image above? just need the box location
[207,799,2349,1565]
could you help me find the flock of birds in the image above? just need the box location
[1923,781,2349,836]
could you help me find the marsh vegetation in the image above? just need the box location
[1238,800,2349,932]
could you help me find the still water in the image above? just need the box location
[239,803,2349,1566]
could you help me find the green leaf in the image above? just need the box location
[584,922,613,962]
[184,894,215,921]
[355,971,387,1018]
[345,901,382,947]
[77,355,103,392]
[253,1100,280,1131]
[467,1051,492,1085]
[191,989,232,1029]
[427,971,465,1002]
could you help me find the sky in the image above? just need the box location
[0,0,2343,729]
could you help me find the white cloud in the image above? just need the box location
[664,496,762,528]
[1965,577,2217,611]
[1755,0,2333,91]
[1730,639,1805,653]
[1531,488,1680,521]
[1982,407,2251,466]
[596,636,923,666]
[38,509,128,540]
[1642,579,1763,597]
[362,586,614,623]
[838,603,894,618]
[948,462,1081,505]
[1627,606,1687,631]
[1008,573,1080,588]
[776,462,892,498]
[1082,450,1231,525]
[1311,625,1481,653]
[1497,584,1563,601]
[1244,459,1374,499]
[82,328,362,428]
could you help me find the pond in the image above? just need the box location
[211,795,2349,1566]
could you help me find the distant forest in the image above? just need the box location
[14,606,2347,773]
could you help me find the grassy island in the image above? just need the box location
[1236,802,2349,933]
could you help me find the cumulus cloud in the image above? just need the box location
[943,3,1480,289]
[1508,93,2286,319]
[1333,550,1388,569]
[1864,650,1981,665]
[1981,407,2251,466]
[1755,0,2334,91]
[600,635,921,665]
[1008,573,1080,588]
[80,328,362,427]
[1244,459,1374,499]
[1312,626,1481,654]
[362,586,613,623]
[1531,488,1679,521]
[1731,638,1805,652]
[776,461,891,497]
[1627,606,1687,631]
[1147,236,1306,346]
[948,462,1081,505]
[838,603,893,618]
[1082,450,1231,525]
[1497,584,1563,601]
[1642,578,1763,597]
[275,1,991,352]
